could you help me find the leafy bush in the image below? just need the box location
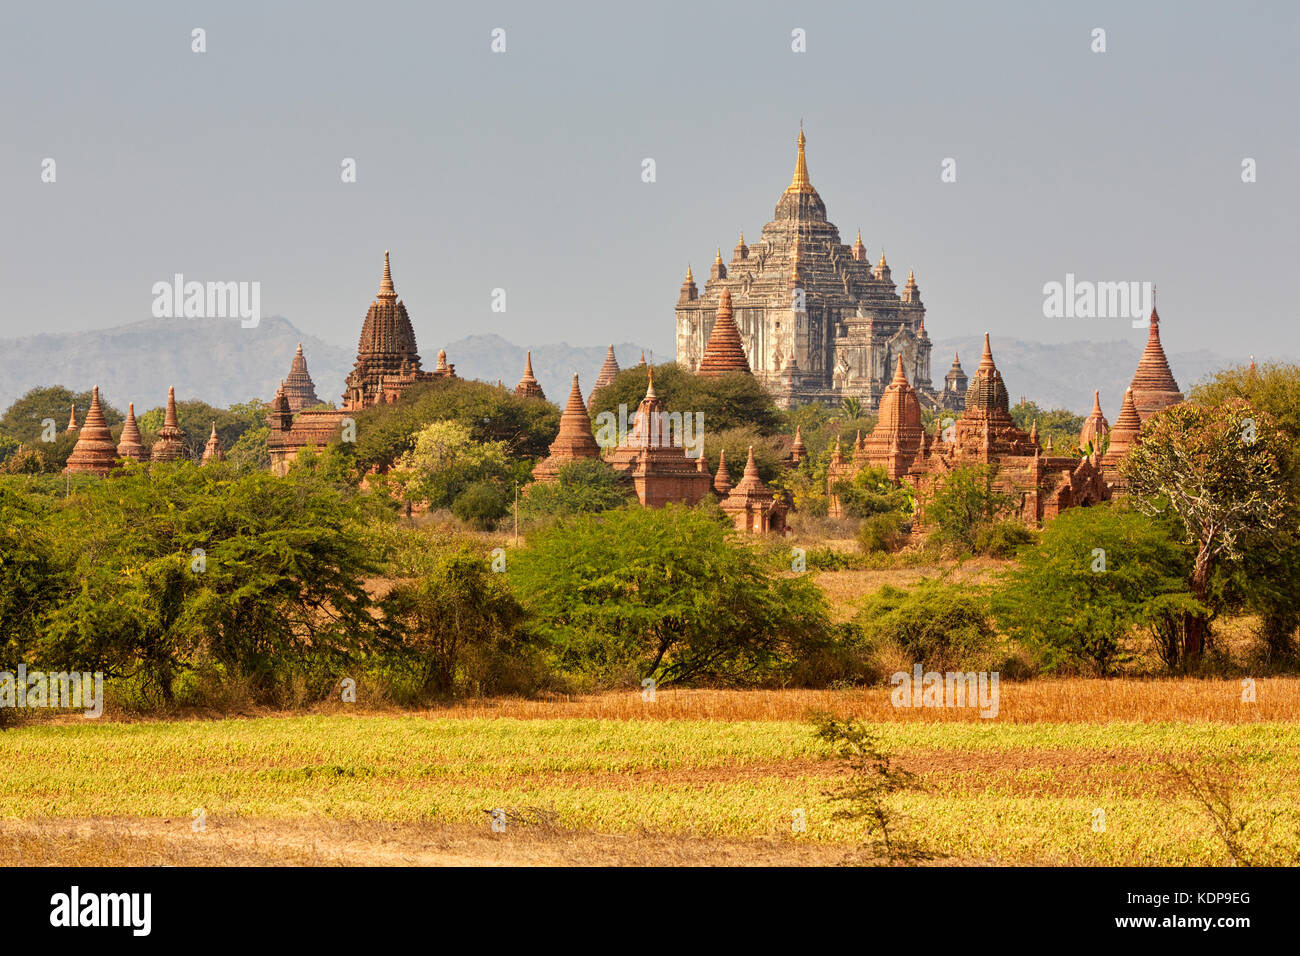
[924,464,1013,555]
[974,519,1035,558]
[992,503,1199,674]
[521,458,635,522]
[855,580,996,673]
[857,512,910,554]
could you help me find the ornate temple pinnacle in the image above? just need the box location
[787,128,813,193]
[379,250,396,299]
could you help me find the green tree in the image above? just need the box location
[397,419,512,511]
[1123,399,1291,661]
[513,505,832,686]
[924,464,1014,554]
[589,364,783,437]
[0,385,124,443]
[385,548,531,696]
[855,580,995,672]
[1009,400,1084,453]
[520,458,634,521]
[992,503,1199,673]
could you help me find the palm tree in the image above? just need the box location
[839,397,863,421]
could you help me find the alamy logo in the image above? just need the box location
[50,886,151,936]
[0,665,103,718]
[1042,274,1152,327]
[891,664,1000,718]
[151,274,261,327]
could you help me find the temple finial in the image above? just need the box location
[379,250,396,298]
[788,126,812,192]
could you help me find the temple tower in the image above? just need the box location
[64,386,118,476]
[150,386,187,462]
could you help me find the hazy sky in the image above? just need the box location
[4,0,1297,362]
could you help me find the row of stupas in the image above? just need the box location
[827,299,1185,523]
[675,128,958,412]
[63,386,226,475]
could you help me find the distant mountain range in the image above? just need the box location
[0,315,1258,417]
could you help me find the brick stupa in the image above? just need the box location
[605,367,711,507]
[514,351,546,401]
[713,448,733,496]
[863,355,926,480]
[532,374,601,482]
[588,345,621,409]
[116,402,145,461]
[1101,387,1143,477]
[201,422,225,464]
[282,343,321,412]
[720,446,786,533]
[1128,296,1184,421]
[63,386,118,476]
[150,387,187,462]
[695,287,751,376]
[1079,390,1110,452]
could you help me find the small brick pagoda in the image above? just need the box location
[1128,296,1184,421]
[719,446,787,533]
[604,367,711,507]
[201,422,225,464]
[63,386,118,476]
[531,373,601,482]
[281,343,321,412]
[514,351,546,401]
[116,402,145,462]
[150,387,187,462]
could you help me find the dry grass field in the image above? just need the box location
[3,682,1297,867]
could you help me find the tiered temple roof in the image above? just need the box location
[201,422,225,464]
[282,343,321,412]
[343,251,440,410]
[63,386,118,476]
[696,288,751,376]
[116,403,145,461]
[150,387,187,462]
[1129,297,1184,421]
[532,374,601,481]
[514,351,546,401]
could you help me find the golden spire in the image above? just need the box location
[788,127,813,193]
[379,250,396,299]
[685,264,694,282]
[878,251,887,269]
[907,269,915,285]
[714,247,722,265]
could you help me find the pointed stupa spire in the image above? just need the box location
[742,445,760,479]
[1129,287,1184,421]
[890,353,909,386]
[714,448,733,496]
[1103,387,1143,466]
[977,333,995,374]
[1080,390,1110,451]
[589,344,622,407]
[64,386,119,476]
[65,403,78,433]
[116,402,145,462]
[710,246,727,280]
[637,350,647,367]
[151,386,187,462]
[514,350,546,401]
[788,127,813,193]
[733,231,748,260]
[791,425,806,464]
[852,229,865,260]
[697,287,752,376]
[281,341,321,411]
[202,422,225,464]
[379,250,396,299]
[532,373,602,481]
[645,364,657,399]
[1029,419,1039,444]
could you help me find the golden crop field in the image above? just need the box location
[3,682,1298,866]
